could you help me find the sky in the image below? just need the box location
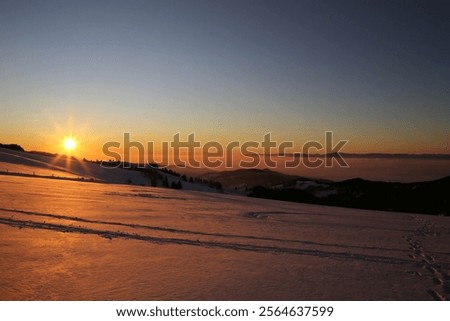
[0,0,449,159]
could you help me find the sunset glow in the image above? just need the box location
[0,1,448,160]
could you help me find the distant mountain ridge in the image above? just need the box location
[1,145,448,215]
[174,166,450,215]
[249,176,450,216]
[265,153,450,160]
[199,168,304,189]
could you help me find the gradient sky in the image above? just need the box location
[1,0,449,159]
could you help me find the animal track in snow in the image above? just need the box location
[403,219,449,301]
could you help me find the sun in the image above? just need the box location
[63,137,77,152]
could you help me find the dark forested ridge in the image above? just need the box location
[249,176,450,216]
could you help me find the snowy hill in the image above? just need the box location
[0,175,449,300]
[0,147,218,192]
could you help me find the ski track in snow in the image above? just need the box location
[0,209,417,265]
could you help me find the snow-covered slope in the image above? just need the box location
[0,175,449,300]
[0,147,150,184]
[0,147,218,192]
